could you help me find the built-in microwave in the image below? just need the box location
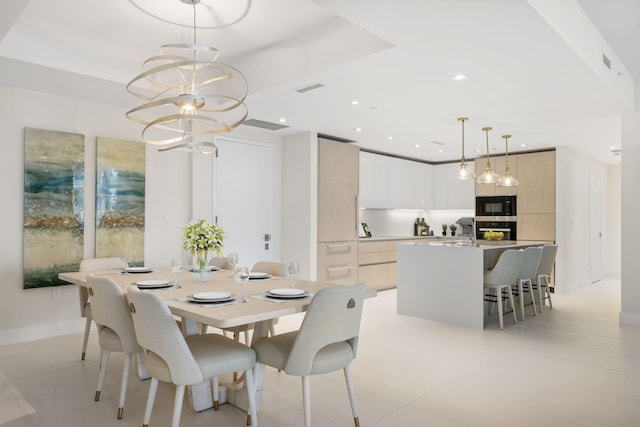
[475,196,516,217]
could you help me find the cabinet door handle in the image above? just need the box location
[327,266,352,274]
[327,244,352,251]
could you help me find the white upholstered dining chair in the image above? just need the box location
[126,286,258,427]
[253,283,366,427]
[251,261,286,277]
[87,275,143,420]
[483,249,523,330]
[79,257,127,360]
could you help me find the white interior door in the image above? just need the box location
[589,171,603,283]
[214,138,273,269]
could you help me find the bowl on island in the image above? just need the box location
[484,231,504,241]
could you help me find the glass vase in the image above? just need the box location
[193,251,211,282]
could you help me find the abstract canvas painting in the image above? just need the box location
[23,128,85,289]
[95,137,145,266]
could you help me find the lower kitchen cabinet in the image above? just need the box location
[358,238,425,290]
[317,241,359,285]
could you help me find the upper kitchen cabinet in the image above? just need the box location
[516,151,555,214]
[433,162,475,210]
[318,139,359,242]
[359,152,434,210]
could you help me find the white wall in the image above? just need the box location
[606,164,621,278]
[0,84,283,345]
[555,146,616,293]
[620,111,640,325]
[280,131,317,280]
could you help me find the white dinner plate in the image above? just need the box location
[187,293,234,303]
[135,279,172,289]
[126,266,152,273]
[191,291,232,301]
[267,288,308,299]
[249,272,271,280]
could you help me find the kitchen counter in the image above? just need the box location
[396,240,544,329]
[360,235,473,242]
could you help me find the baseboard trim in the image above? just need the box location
[619,311,640,326]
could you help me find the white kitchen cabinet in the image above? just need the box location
[360,152,434,210]
[433,162,475,209]
[359,151,376,207]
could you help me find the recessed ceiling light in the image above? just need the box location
[610,146,616,150]
[387,136,393,141]
[520,143,527,148]
[278,118,286,123]
[450,74,467,81]
[475,149,482,153]
[415,144,420,148]
[351,100,359,105]
[438,149,444,153]
[354,127,362,132]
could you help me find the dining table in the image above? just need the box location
[58,266,338,414]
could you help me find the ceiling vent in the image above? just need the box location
[602,53,612,70]
[242,119,289,131]
[296,82,325,93]
[430,140,445,146]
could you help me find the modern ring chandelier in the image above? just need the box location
[126,0,248,153]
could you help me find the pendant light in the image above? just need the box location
[126,0,248,153]
[496,134,519,187]
[452,117,476,180]
[476,126,501,184]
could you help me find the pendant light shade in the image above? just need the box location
[452,117,476,180]
[496,134,519,187]
[476,126,501,184]
[126,0,248,153]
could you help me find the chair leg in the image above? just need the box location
[543,275,553,309]
[213,376,219,410]
[95,350,110,401]
[343,366,360,427]
[537,275,545,311]
[496,288,504,330]
[81,317,92,360]
[136,352,150,380]
[117,353,133,419]
[172,385,186,427]
[516,281,525,321]
[525,279,538,316]
[302,376,311,427]
[506,285,518,325]
[245,368,258,427]
[142,378,159,427]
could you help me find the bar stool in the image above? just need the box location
[532,245,558,311]
[483,249,523,329]
[514,247,543,320]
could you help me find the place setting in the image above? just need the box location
[177,291,244,307]
[132,279,178,291]
[252,287,313,303]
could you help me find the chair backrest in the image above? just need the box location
[537,245,558,278]
[87,276,141,353]
[126,286,203,386]
[252,261,286,277]
[210,256,231,269]
[517,247,543,281]
[78,257,128,315]
[284,283,366,376]
[484,249,523,286]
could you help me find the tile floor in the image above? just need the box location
[2,278,640,427]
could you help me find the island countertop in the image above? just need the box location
[396,240,545,329]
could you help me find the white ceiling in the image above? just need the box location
[1,0,637,165]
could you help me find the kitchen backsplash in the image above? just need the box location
[359,209,474,237]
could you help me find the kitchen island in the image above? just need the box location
[396,240,544,329]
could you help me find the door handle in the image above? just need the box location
[263,234,271,242]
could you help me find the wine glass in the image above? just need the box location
[171,258,183,288]
[234,266,249,301]
[287,261,299,287]
[227,252,238,277]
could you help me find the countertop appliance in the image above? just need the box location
[456,217,474,237]
[475,195,516,218]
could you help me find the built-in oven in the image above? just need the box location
[475,195,516,217]
[475,220,517,241]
